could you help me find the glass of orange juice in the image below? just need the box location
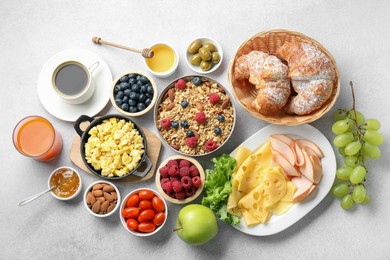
[12,116,63,162]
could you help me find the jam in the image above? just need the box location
[50,168,80,198]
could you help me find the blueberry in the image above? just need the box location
[141,76,149,84]
[186,130,194,137]
[171,121,179,129]
[116,91,124,99]
[217,114,225,122]
[129,106,138,113]
[181,100,189,108]
[214,127,222,136]
[129,92,138,100]
[115,98,123,106]
[129,78,136,84]
[131,84,140,93]
[122,96,129,103]
[181,120,189,128]
[146,93,153,98]
[140,85,147,94]
[138,94,146,102]
[124,89,131,96]
[192,77,202,86]
[114,84,121,93]
[128,73,136,79]
[128,99,137,106]
[145,98,152,107]
[136,80,142,86]
[119,75,129,82]
[136,75,141,81]
[120,82,130,90]
[147,85,154,94]
[137,103,146,111]
[121,103,129,112]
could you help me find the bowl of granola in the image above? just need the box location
[154,75,236,156]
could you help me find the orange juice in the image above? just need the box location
[13,116,63,162]
[146,44,175,73]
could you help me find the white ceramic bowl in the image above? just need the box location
[120,188,168,237]
[83,180,121,218]
[144,42,179,78]
[48,166,82,201]
[185,37,223,74]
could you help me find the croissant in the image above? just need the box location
[277,42,336,115]
[234,51,291,115]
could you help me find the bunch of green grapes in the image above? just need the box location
[331,108,383,210]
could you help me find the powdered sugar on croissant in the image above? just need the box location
[234,51,291,115]
[278,42,336,115]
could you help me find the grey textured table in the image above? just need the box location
[1,1,389,259]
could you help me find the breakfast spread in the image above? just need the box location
[50,168,81,198]
[85,182,118,215]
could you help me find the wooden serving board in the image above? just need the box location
[69,121,161,183]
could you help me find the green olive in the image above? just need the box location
[203,43,217,52]
[198,47,211,61]
[211,52,221,64]
[200,60,212,71]
[187,40,202,54]
[190,54,202,66]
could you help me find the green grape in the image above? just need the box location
[349,110,365,125]
[332,120,350,134]
[344,141,362,156]
[352,185,366,203]
[344,156,358,167]
[341,194,354,210]
[333,109,348,121]
[350,165,366,184]
[362,142,381,159]
[333,132,354,148]
[363,130,384,145]
[363,118,381,130]
[331,183,349,198]
[362,194,371,204]
[338,148,346,156]
[336,166,353,180]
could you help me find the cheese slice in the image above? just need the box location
[262,168,287,208]
[281,181,297,202]
[235,147,253,169]
[272,201,294,215]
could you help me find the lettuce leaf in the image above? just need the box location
[202,154,240,225]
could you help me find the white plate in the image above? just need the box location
[230,124,336,236]
[37,49,112,122]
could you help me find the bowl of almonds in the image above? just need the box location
[84,181,120,217]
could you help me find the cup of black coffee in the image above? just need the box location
[52,61,100,104]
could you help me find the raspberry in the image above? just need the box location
[170,177,180,183]
[168,192,176,199]
[160,177,170,185]
[168,165,179,177]
[192,176,201,188]
[161,181,173,193]
[172,181,182,193]
[190,165,200,177]
[175,79,187,90]
[161,118,171,130]
[195,111,207,124]
[205,140,218,151]
[179,166,191,178]
[175,191,186,200]
[185,187,197,197]
[181,176,192,189]
[185,137,197,148]
[209,93,221,105]
[159,166,170,178]
[167,159,178,167]
[179,159,191,168]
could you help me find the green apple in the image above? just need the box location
[175,204,218,246]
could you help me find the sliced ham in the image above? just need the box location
[299,147,322,184]
[293,141,305,167]
[272,149,300,177]
[270,137,296,165]
[270,134,294,146]
[295,139,324,158]
[291,176,316,202]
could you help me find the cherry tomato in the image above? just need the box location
[138,209,155,222]
[126,194,140,208]
[139,200,153,210]
[126,218,138,231]
[138,222,156,233]
[153,212,166,226]
[152,196,165,212]
[139,190,154,200]
[122,207,140,219]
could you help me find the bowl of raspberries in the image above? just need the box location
[155,155,205,204]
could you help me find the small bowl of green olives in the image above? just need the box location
[185,37,223,74]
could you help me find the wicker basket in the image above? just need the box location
[228,29,340,125]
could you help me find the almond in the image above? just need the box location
[165,103,175,111]
[104,192,114,202]
[92,189,103,197]
[204,81,212,87]
[107,203,116,213]
[103,185,115,192]
[168,88,175,101]
[217,86,225,94]
[196,102,204,111]
[100,201,110,212]
[163,92,169,101]
[193,130,199,140]
[221,98,231,109]
[86,192,96,205]
[96,197,105,203]
[92,184,104,190]
[170,144,179,150]
[91,200,101,213]
[110,191,117,200]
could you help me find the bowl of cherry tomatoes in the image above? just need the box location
[120,188,167,236]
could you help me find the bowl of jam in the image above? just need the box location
[48,166,82,200]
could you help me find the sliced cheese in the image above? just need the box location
[262,168,287,208]
[281,181,297,202]
[235,147,253,168]
[272,201,294,215]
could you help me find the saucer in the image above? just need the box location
[37,49,112,122]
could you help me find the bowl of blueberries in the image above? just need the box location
[111,71,157,116]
